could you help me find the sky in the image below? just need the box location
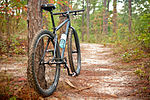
[72,0,125,13]
[109,0,124,12]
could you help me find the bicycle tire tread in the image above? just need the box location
[67,27,81,75]
[27,29,60,97]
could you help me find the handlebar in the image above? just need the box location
[53,9,84,15]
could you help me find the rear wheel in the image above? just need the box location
[68,27,81,76]
[27,30,60,97]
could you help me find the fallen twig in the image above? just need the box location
[74,86,92,92]
[65,79,77,89]
[65,79,92,92]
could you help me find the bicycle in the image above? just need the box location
[27,4,84,97]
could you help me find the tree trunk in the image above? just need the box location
[27,0,48,88]
[105,0,110,34]
[102,0,107,34]
[59,0,68,38]
[128,0,132,34]
[112,0,117,33]
[28,0,42,48]
[5,0,10,54]
[107,0,110,12]
[86,0,90,41]
[81,0,85,42]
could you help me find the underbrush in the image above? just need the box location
[135,61,150,81]
[106,32,150,95]
[0,72,13,99]
[112,34,150,78]
[134,60,150,96]
[0,72,40,99]
[0,34,27,58]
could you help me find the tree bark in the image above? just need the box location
[27,0,48,88]
[102,0,107,34]
[28,0,42,49]
[112,0,117,33]
[86,0,90,41]
[128,0,132,34]
[81,0,85,42]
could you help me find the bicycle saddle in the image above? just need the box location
[41,4,56,11]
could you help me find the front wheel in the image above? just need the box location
[68,27,81,76]
[27,29,60,97]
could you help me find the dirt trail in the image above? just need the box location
[48,43,142,99]
[0,43,147,99]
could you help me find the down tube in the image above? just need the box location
[61,21,70,59]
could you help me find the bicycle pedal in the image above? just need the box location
[72,72,76,77]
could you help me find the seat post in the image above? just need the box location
[50,11,55,30]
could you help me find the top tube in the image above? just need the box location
[53,9,84,15]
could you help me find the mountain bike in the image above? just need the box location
[27,4,84,97]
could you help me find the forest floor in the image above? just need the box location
[0,43,150,99]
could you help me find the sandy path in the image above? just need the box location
[47,43,142,99]
[0,43,147,99]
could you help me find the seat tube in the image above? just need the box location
[50,11,55,29]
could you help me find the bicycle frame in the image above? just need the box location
[50,11,71,60]
[41,9,84,66]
